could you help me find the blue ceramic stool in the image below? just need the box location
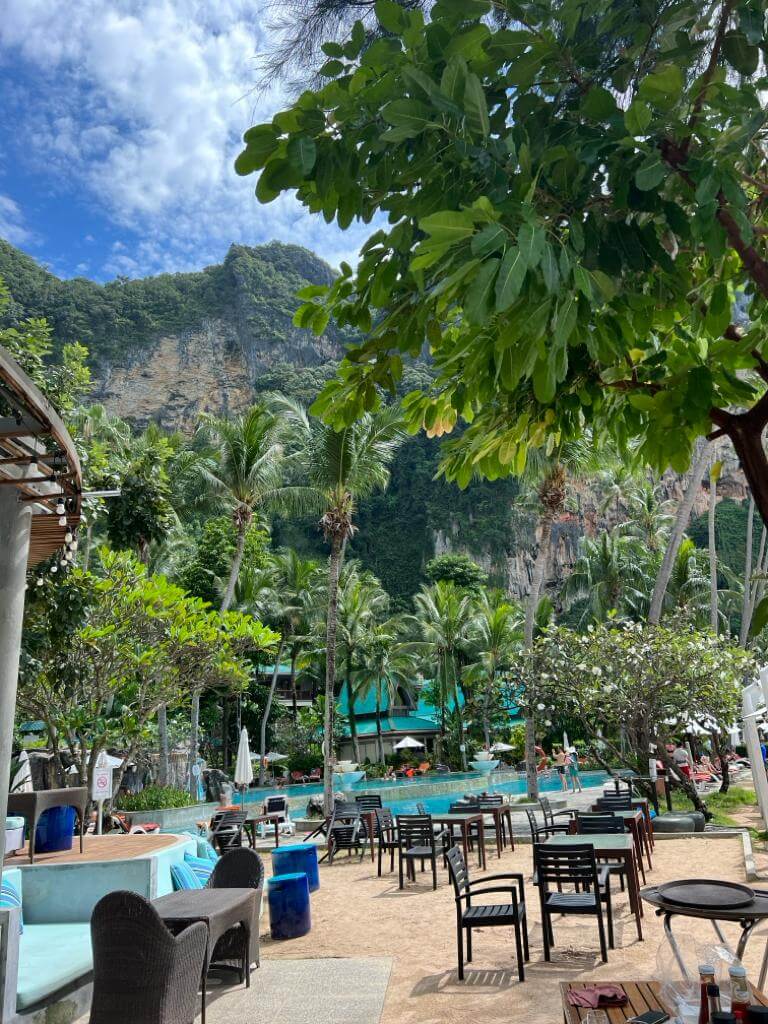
[35,805,76,854]
[271,844,320,891]
[268,873,311,939]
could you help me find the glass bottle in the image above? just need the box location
[729,966,751,1022]
[700,965,716,1024]
[709,984,723,1018]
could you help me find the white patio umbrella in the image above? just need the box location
[490,741,513,753]
[263,751,287,763]
[234,728,254,807]
[11,750,33,793]
[393,735,424,750]
[563,731,571,752]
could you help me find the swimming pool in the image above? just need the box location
[382,770,609,816]
[255,769,498,802]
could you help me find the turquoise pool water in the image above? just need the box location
[382,770,609,816]
[256,768,608,808]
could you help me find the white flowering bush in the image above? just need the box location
[523,620,754,789]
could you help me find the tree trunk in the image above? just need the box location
[740,497,756,645]
[346,675,361,765]
[709,465,718,632]
[712,730,731,794]
[648,438,710,624]
[221,696,230,771]
[157,704,169,786]
[220,520,248,613]
[83,523,93,571]
[482,669,493,748]
[376,683,385,764]
[524,514,553,799]
[259,640,285,785]
[323,534,344,815]
[290,649,298,722]
[188,690,200,799]
[455,679,468,771]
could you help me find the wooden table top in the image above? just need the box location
[561,980,768,1023]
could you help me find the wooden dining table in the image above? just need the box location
[544,832,643,929]
[244,812,283,848]
[431,812,486,869]
[560,979,768,1023]
[593,808,651,878]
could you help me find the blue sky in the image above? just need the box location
[0,1,372,282]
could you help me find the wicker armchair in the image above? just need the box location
[90,891,207,1024]
[207,847,264,977]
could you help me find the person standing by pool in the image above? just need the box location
[553,746,568,791]
[566,747,583,793]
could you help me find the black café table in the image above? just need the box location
[642,881,768,987]
[153,887,256,1024]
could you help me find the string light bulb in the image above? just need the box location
[64,532,73,544]
[55,501,65,515]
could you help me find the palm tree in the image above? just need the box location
[563,532,653,623]
[355,616,416,764]
[336,565,389,763]
[275,399,405,811]
[619,481,674,553]
[708,458,723,632]
[187,404,312,796]
[410,581,474,767]
[464,591,522,747]
[241,549,321,784]
[665,538,712,623]
[196,406,296,612]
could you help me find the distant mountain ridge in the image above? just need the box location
[0,239,347,427]
[0,237,751,607]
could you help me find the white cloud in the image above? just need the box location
[0,0,371,277]
[0,194,36,246]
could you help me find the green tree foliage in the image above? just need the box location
[240,0,768,524]
[527,619,754,812]
[425,553,487,592]
[17,550,278,795]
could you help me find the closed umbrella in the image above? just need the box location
[11,750,33,793]
[393,735,424,750]
[563,731,570,753]
[234,728,254,808]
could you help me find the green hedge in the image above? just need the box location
[116,785,195,811]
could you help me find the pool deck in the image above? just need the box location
[3,832,180,866]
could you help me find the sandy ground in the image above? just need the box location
[255,835,757,1024]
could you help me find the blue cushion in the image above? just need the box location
[195,837,219,863]
[17,923,92,1010]
[184,853,214,885]
[170,862,203,891]
[1,877,23,932]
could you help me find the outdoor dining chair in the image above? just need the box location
[375,807,399,876]
[90,890,207,1024]
[207,847,264,977]
[575,811,629,889]
[209,810,247,854]
[539,795,575,829]
[597,793,633,811]
[445,844,529,982]
[396,813,447,890]
[327,803,366,864]
[524,807,570,884]
[355,794,383,811]
[533,843,613,961]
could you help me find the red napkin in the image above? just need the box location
[567,985,629,1008]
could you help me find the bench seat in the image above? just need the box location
[16,923,93,1010]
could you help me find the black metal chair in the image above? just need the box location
[539,795,575,829]
[90,890,207,1024]
[207,847,264,977]
[327,803,366,864]
[597,793,633,811]
[533,843,613,961]
[575,811,628,889]
[396,814,446,890]
[355,794,383,811]
[445,845,529,982]
[375,807,399,876]
[209,810,246,854]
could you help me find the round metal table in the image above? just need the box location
[642,882,768,986]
